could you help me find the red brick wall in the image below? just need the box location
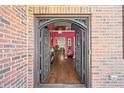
[91,6,123,87]
[0,6,28,88]
[27,6,34,88]
[123,5,124,59]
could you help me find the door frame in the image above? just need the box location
[34,14,91,88]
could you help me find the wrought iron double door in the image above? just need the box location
[72,24,85,83]
[39,28,50,83]
[38,23,86,84]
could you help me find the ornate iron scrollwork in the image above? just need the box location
[38,18,88,29]
[74,18,88,28]
[39,18,50,26]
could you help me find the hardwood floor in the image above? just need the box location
[43,53,81,84]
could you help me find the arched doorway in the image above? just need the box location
[34,15,91,88]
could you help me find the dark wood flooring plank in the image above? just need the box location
[43,54,81,84]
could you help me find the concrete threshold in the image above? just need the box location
[39,84,86,88]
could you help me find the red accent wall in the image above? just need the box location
[50,31,75,57]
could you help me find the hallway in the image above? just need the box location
[43,54,81,84]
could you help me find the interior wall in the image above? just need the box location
[50,31,75,57]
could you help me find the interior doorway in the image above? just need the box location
[34,15,90,88]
